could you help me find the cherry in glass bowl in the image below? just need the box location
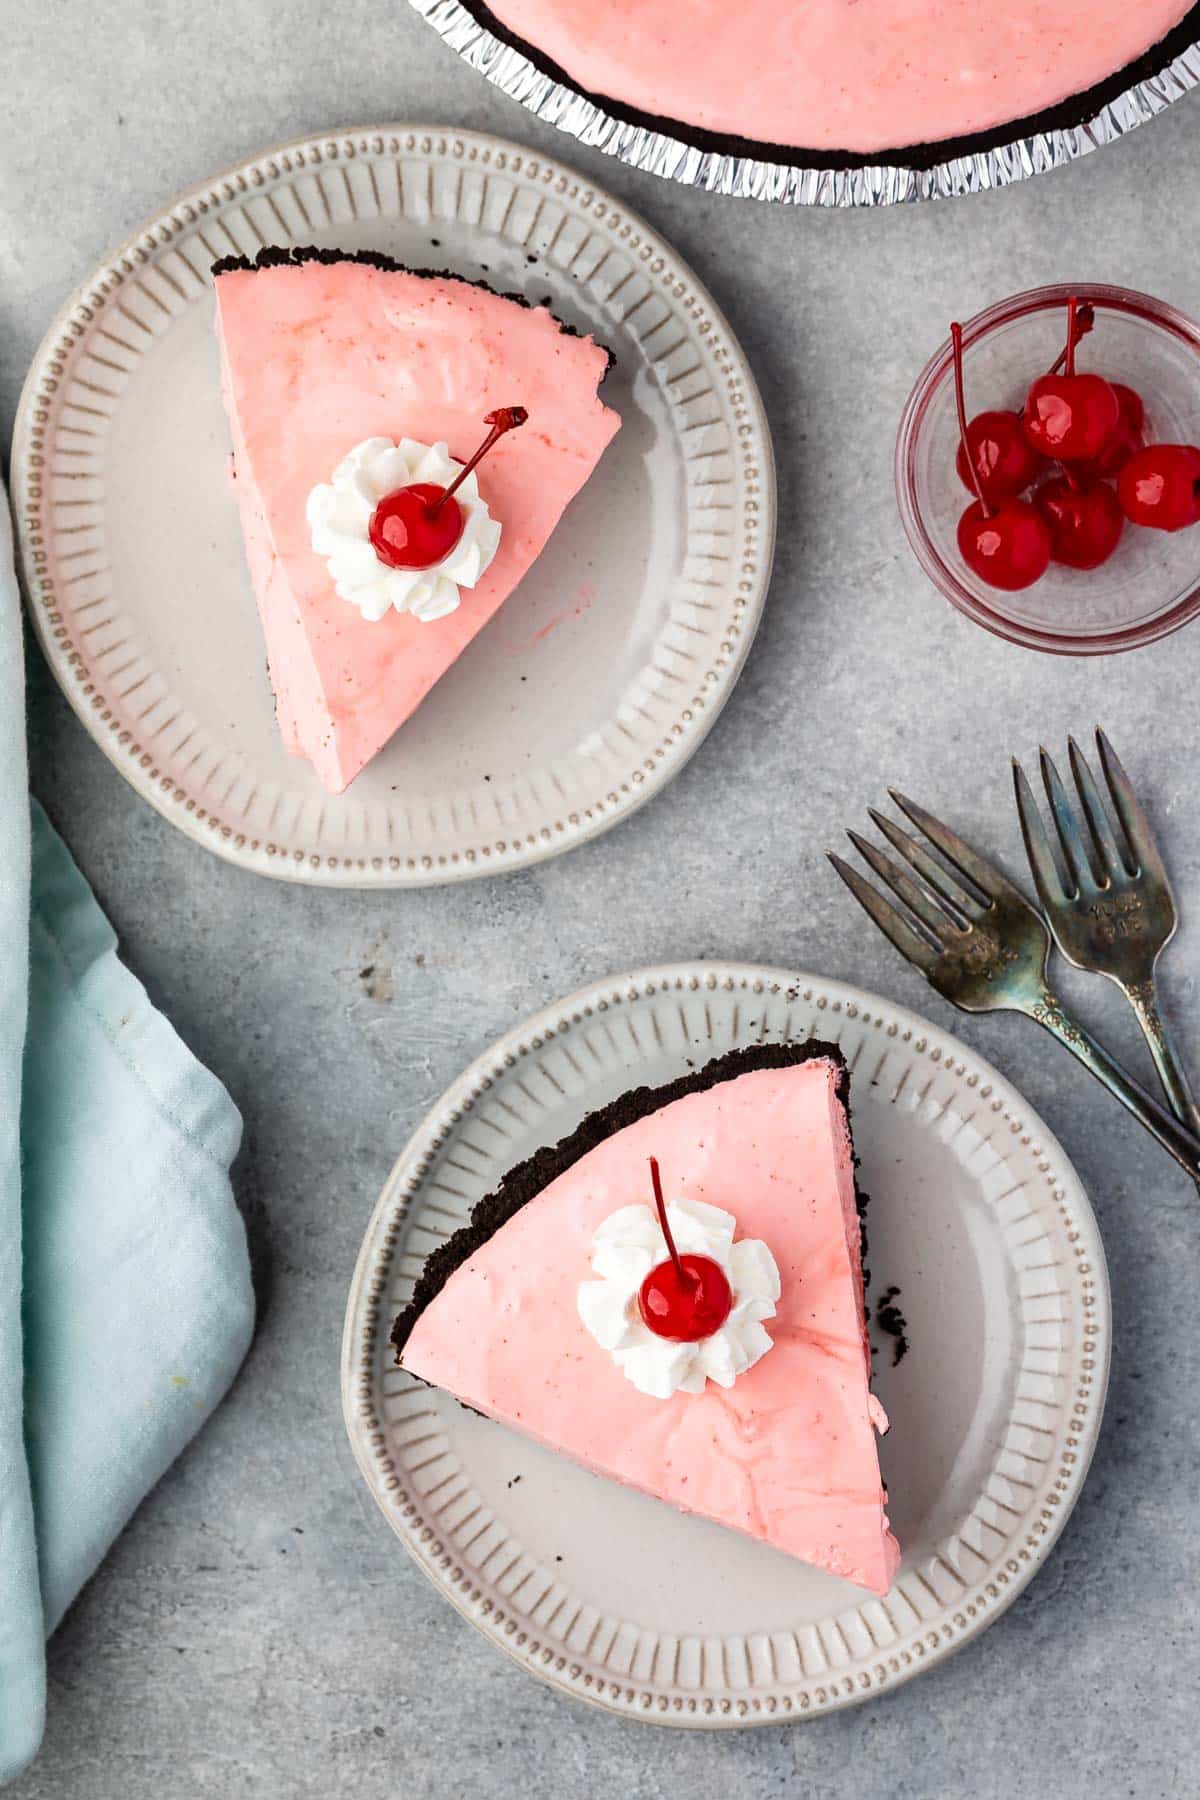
[896,284,1200,655]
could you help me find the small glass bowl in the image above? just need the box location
[896,283,1200,655]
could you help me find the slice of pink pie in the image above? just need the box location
[393,1042,900,1594]
[212,249,620,792]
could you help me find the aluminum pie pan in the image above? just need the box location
[408,0,1200,206]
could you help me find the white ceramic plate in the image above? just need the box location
[11,127,774,886]
[342,961,1110,1726]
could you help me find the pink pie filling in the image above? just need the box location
[214,259,619,793]
[401,1059,900,1594]
[482,0,1194,155]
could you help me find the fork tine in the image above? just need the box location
[1067,735,1127,881]
[1013,759,1069,911]
[827,853,938,973]
[1037,748,1092,894]
[867,808,986,921]
[846,829,962,940]
[1096,729,1167,882]
[888,790,1020,907]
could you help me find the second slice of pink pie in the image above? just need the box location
[393,1042,900,1594]
[213,249,620,793]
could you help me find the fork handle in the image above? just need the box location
[1025,989,1200,1178]
[1121,980,1200,1141]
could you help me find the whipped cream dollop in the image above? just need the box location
[576,1198,781,1399]
[306,437,501,624]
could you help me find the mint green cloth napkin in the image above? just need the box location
[1,495,255,1783]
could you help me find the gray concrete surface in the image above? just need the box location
[5,8,1200,1796]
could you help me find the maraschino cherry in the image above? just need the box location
[951,323,1051,591]
[1080,383,1146,480]
[1023,296,1119,463]
[952,313,1095,503]
[368,406,528,571]
[1037,472,1124,569]
[955,411,1044,504]
[369,484,465,570]
[637,1157,733,1343]
[1117,443,1200,531]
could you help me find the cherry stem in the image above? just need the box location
[648,1156,694,1290]
[950,322,991,519]
[1047,303,1093,377]
[428,406,529,518]
[1064,296,1079,380]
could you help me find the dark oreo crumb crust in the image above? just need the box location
[452,0,1200,174]
[209,245,615,374]
[875,1286,910,1367]
[391,1037,867,1361]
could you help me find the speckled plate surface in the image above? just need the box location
[11,127,774,886]
[342,961,1109,1725]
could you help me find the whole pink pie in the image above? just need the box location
[453,0,1198,162]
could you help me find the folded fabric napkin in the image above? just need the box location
[0,493,255,1783]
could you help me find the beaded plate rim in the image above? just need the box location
[10,124,775,887]
[341,960,1110,1726]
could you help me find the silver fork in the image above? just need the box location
[829,792,1200,1178]
[1013,730,1200,1138]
